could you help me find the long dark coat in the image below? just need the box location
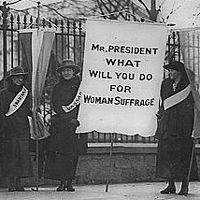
[44,76,82,181]
[155,77,198,181]
[0,82,33,178]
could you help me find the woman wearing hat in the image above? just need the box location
[44,59,82,191]
[155,61,198,196]
[0,66,33,192]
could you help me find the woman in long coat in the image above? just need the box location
[44,59,81,191]
[0,66,33,192]
[155,61,198,196]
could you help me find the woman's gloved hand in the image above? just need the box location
[70,118,80,128]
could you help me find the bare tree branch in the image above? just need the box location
[10,7,29,15]
[6,0,24,6]
[96,0,107,19]
[160,0,167,7]
[99,0,117,19]
[107,0,126,19]
[42,4,67,19]
[138,0,150,16]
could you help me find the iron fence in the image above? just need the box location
[0,3,184,144]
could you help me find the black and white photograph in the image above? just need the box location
[0,0,200,199]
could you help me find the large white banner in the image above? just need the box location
[77,19,168,136]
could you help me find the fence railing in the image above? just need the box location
[0,3,192,144]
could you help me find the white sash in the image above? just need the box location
[163,85,191,110]
[62,90,82,113]
[5,86,28,117]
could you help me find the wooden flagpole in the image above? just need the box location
[32,1,41,192]
[31,112,39,191]
[105,133,114,192]
[35,1,40,191]
[185,138,196,194]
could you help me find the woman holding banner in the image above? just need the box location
[0,66,33,192]
[44,59,84,192]
[155,61,198,196]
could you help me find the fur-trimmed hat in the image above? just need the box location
[57,59,81,74]
[6,66,28,80]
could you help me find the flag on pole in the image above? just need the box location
[179,29,200,138]
[20,29,55,139]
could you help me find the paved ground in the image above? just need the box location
[0,182,200,200]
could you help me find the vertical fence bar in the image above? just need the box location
[115,133,118,143]
[187,33,190,74]
[198,33,200,144]
[131,135,134,143]
[167,31,171,63]
[10,14,14,68]
[97,131,100,142]
[0,1,9,77]
[67,19,70,59]
[198,33,200,92]
[192,33,195,73]
[61,19,64,60]
[91,131,95,142]
[23,15,27,28]
[103,132,106,142]
[78,19,82,65]
[30,16,33,29]
[125,135,128,143]
[135,134,139,143]
[55,18,58,30]
[177,32,181,61]
[55,30,58,65]
[73,20,76,62]
[172,31,176,61]
[17,15,20,66]
[42,18,46,28]
[48,18,52,28]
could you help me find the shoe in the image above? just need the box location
[8,185,16,192]
[160,185,176,194]
[15,178,25,191]
[16,185,25,191]
[66,186,75,192]
[56,184,66,191]
[178,185,189,196]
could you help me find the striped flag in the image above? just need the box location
[20,29,55,139]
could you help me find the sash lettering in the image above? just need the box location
[62,91,82,113]
[5,86,28,116]
[163,85,191,110]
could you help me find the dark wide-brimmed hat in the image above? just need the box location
[57,59,81,74]
[6,66,28,80]
[163,61,186,73]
